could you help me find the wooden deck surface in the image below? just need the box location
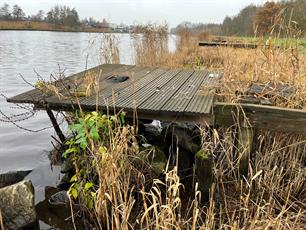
[7,64,222,124]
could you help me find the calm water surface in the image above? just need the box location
[0,30,175,228]
[0,30,138,173]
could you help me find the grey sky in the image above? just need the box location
[3,0,268,27]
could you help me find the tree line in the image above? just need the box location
[0,3,104,28]
[222,0,306,37]
[171,0,305,37]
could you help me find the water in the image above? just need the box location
[0,31,135,173]
[0,30,176,228]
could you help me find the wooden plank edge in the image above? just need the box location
[214,102,306,134]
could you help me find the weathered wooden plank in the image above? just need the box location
[161,70,208,113]
[45,64,137,108]
[107,68,168,107]
[214,102,306,134]
[7,64,220,126]
[116,69,183,109]
[199,41,259,49]
[235,126,253,177]
[7,64,124,104]
[185,72,221,115]
[138,69,194,112]
[79,65,146,106]
[195,150,213,200]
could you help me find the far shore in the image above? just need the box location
[0,20,128,34]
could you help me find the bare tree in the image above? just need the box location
[12,4,25,20]
[0,3,11,20]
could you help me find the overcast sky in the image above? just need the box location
[4,0,268,27]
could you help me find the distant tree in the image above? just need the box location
[237,5,257,36]
[221,16,232,35]
[287,0,306,35]
[36,10,45,21]
[222,4,257,36]
[171,21,222,35]
[66,8,79,27]
[12,4,25,20]
[46,5,79,27]
[255,1,282,36]
[30,10,45,21]
[0,3,11,20]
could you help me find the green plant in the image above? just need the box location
[63,111,126,210]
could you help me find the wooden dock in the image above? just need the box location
[6,63,306,187]
[199,41,260,49]
[7,64,222,124]
[7,64,306,135]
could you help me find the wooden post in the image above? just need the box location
[46,107,66,144]
[235,125,253,178]
[194,150,213,201]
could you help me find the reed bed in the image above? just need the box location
[61,24,306,229]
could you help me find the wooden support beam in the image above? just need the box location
[235,125,253,178]
[199,41,260,49]
[45,108,66,144]
[194,150,213,201]
[214,102,306,135]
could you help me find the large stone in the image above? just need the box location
[0,180,37,230]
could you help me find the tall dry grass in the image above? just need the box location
[100,33,120,64]
[82,125,305,229]
[0,209,3,230]
[131,23,169,66]
[136,27,306,109]
[60,23,306,229]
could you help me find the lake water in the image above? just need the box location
[0,30,176,228]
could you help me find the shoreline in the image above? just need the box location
[0,20,129,34]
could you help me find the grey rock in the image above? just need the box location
[144,120,163,135]
[48,190,70,206]
[0,180,37,230]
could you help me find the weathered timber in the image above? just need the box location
[214,102,306,134]
[7,64,221,125]
[199,41,259,49]
[195,150,213,200]
[235,126,253,177]
[46,107,66,143]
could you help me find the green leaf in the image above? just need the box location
[70,174,78,182]
[76,133,85,140]
[99,146,107,154]
[80,141,87,150]
[90,191,96,197]
[75,137,84,144]
[120,111,126,125]
[87,198,94,209]
[85,182,93,191]
[63,147,78,158]
[92,111,98,117]
[90,127,99,141]
[69,187,78,199]
[84,113,92,121]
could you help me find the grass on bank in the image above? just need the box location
[0,20,112,33]
[201,35,306,51]
[38,24,306,229]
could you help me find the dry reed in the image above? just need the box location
[0,209,3,230]
[131,23,168,66]
[61,22,306,229]
[100,33,120,64]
